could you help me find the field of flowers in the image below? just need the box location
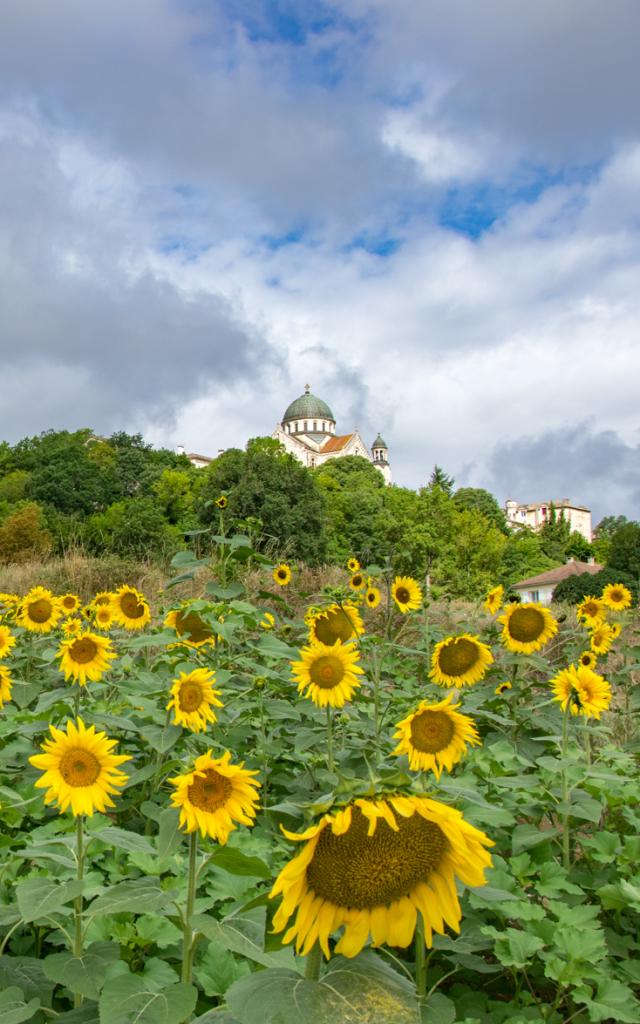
[0,523,638,1024]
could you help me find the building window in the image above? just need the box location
[313,421,317,431]
[531,590,539,602]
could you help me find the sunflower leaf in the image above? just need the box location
[42,942,119,1000]
[15,877,84,923]
[98,976,197,1024]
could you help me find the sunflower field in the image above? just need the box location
[0,524,638,1024]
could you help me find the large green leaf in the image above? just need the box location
[209,847,271,879]
[15,877,84,923]
[0,987,40,1024]
[98,976,197,1024]
[574,978,640,1023]
[0,956,54,1003]
[226,953,419,1024]
[89,827,156,856]
[43,942,120,1000]
[89,878,169,916]
[191,914,296,971]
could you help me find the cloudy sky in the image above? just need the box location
[1,0,639,521]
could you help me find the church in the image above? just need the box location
[272,385,391,484]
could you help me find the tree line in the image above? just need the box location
[0,430,637,600]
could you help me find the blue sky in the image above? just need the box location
[1,0,639,519]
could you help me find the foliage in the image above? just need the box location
[0,502,52,563]
[553,567,638,605]
[454,487,508,534]
[607,521,640,580]
[428,465,455,495]
[85,498,182,559]
[498,530,558,587]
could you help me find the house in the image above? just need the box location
[511,559,603,605]
[505,499,592,542]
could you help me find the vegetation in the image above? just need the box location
[0,428,636,602]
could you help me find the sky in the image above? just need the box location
[1,0,639,522]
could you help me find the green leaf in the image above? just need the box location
[0,987,40,1024]
[156,808,183,860]
[0,956,54,1003]
[90,878,169,916]
[226,953,419,1024]
[421,992,456,1024]
[54,1006,101,1023]
[194,940,250,997]
[138,723,182,754]
[98,977,197,1024]
[191,914,296,971]
[511,824,559,854]
[43,942,120,1000]
[90,827,156,856]
[15,877,84,923]
[575,978,640,1023]
[210,847,271,878]
[487,928,545,968]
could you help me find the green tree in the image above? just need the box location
[436,509,507,599]
[453,487,508,534]
[316,456,386,563]
[499,531,558,587]
[539,505,571,562]
[199,438,328,564]
[553,568,637,605]
[152,468,196,525]
[428,465,455,495]
[86,498,180,559]
[0,502,52,563]
[607,522,640,580]
[0,469,31,504]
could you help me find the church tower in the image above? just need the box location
[371,433,391,484]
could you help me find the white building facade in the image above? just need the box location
[505,499,592,542]
[272,386,391,483]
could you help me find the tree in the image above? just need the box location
[539,505,571,562]
[436,509,507,599]
[0,502,52,563]
[316,457,387,563]
[553,568,637,605]
[0,470,30,504]
[86,498,180,559]
[427,465,455,495]
[607,522,640,581]
[453,487,508,534]
[199,438,328,564]
[153,468,196,525]
[499,531,558,587]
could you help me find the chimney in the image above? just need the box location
[176,444,185,456]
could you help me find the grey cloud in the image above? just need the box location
[0,116,275,443]
[484,424,640,522]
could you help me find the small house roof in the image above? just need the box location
[512,560,603,590]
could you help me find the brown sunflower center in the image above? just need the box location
[175,610,213,645]
[307,808,448,910]
[352,575,363,588]
[277,569,288,580]
[178,681,204,712]
[609,589,623,604]
[582,601,600,617]
[366,591,377,604]
[120,592,145,619]
[27,598,53,623]
[62,596,77,609]
[314,609,355,645]
[580,653,593,666]
[309,655,345,689]
[438,638,479,677]
[59,748,101,787]
[507,607,545,642]
[69,637,99,664]
[410,710,455,753]
[95,595,110,606]
[188,769,232,812]
[395,587,410,604]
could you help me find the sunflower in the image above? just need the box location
[292,640,364,708]
[349,572,366,591]
[483,585,504,615]
[165,607,215,648]
[609,622,622,640]
[578,651,598,670]
[430,634,493,688]
[347,558,360,573]
[260,612,275,630]
[59,593,81,615]
[17,587,64,634]
[167,668,223,733]
[29,718,130,816]
[0,625,16,659]
[169,750,260,843]
[215,496,228,509]
[590,623,615,656]
[111,586,151,630]
[0,665,12,707]
[550,664,612,719]
[0,592,19,608]
[91,592,113,609]
[57,631,117,687]
[61,617,83,638]
[393,694,480,778]
[498,603,558,654]
[365,586,381,610]
[601,582,632,611]
[391,576,422,614]
[271,795,493,958]
[576,596,606,629]
[494,681,512,696]
[273,564,292,587]
[309,603,364,646]
[94,604,115,631]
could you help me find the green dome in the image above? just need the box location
[372,434,387,448]
[283,389,335,424]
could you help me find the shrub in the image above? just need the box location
[0,502,52,563]
[552,567,637,605]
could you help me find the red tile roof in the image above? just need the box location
[320,433,354,454]
[513,560,603,589]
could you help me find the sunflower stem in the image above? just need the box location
[181,831,198,986]
[326,706,335,773]
[73,816,85,1008]
[415,915,427,1002]
[304,942,322,981]
[561,701,572,871]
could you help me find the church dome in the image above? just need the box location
[283,386,335,425]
